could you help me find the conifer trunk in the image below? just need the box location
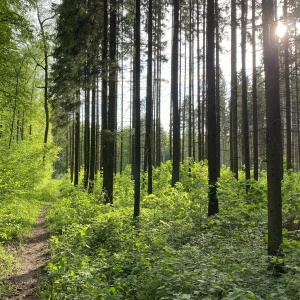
[262,0,283,256]
[207,0,218,216]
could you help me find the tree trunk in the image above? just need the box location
[134,0,141,217]
[37,7,49,145]
[101,0,108,169]
[241,0,250,190]
[215,0,220,177]
[230,0,238,179]
[104,0,117,204]
[188,0,193,159]
[201,0,206,160]
[197,0,201,162]
[74,95,81,187]
[284,0,292,170]
[84,87,90,190]
[262,0,283,256]
[171,0,180,186]
[207,0,218,216]
[89,81,96,193]
[252,0,258,180]
[145,0,153,194]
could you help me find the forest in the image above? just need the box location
[1,0,300,299]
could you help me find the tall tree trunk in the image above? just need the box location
[120,37,124,174]
[134,0,141,217]
[89,81,96,193]
[230,0,238,179]
[201,0,206,160]
[155,19,162,167]
[262,0,283,256]
[84,87,90,190]
[241,0,250,190]
[171,0,180,186]
[74,94,81,187]
[252,0,258,180]
[101,0,109,200]
[197,0,201,161]
[215,0,220,177]
[101,0,108,171]
[295,26,300,171]
[284,0,292,170]
[188,0,193,159]
[145,0,153,194]
[37,7,49,145]
[104,0,117,204]
[182,40,187,161]
[96,77,100,175]
[207,0,218,216]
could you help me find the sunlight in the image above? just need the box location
[296,22,300,33]
[276,22,287,38]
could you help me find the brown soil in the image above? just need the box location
[2,205,50,300]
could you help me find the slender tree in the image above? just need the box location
[74,93,81,186]
[101,0,109,201]
[252,0,258,180]
[284,0,292,170]
[105,0,118,204]
[145,0,153,194]
[36,5,51,145]
[134,0,141,217]
[241,0,250,189]
[84,87,90,190]
[89,81,96,193]
[188,0,193,159]
[171,0,180,186]
[230,0,238,179]
[201,0,206,160]
[262,0,283,256]
[207,0,218,216]
[196,0,202,162]
[215,0,221,177]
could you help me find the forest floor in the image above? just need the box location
[2,205,50,300]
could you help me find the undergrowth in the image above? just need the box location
[0,179,60,295]
[41,162,300,299]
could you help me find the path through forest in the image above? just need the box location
[3,205,50,299]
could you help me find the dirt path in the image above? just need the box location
[3,205,50,300]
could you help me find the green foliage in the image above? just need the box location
[282,171,300,216]
[0,142,57,196]
[0,198,42,242]
[0,245,15,278]
[41,162,300,299]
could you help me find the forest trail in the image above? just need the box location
[3,205,50,300]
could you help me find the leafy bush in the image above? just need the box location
[41,162,300,299]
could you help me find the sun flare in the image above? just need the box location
[276,22,287,38]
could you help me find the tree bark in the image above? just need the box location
[171,0,180,186]
[215,0,220,177]
[74,94,81,187]
[241,0,250,189]
[134,0,141,217]
[89,82,96,193]
[284,0,292,170]
[262,0,283,256]
[252,0,258,180]
[207,0,218,216]
[145,0,153,194]
[230,0,238,179]
[105,0,117,204]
